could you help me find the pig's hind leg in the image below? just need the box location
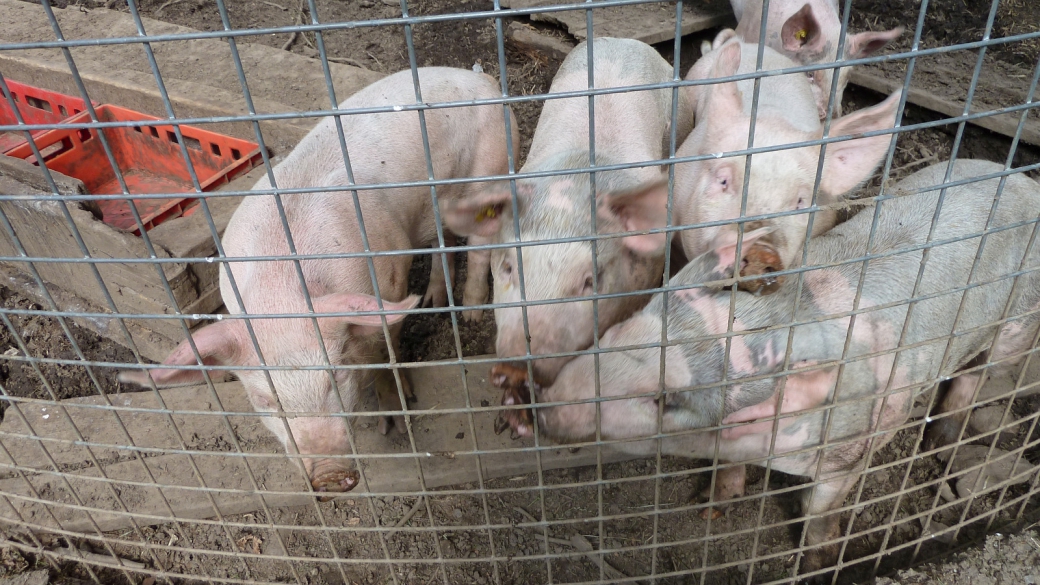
[461,235,492,322]
[375,324,415,435]
[927,309,1039,451]
[375,368,413,435]
[796,468,862,582]
[694,463,747,520]
[423,232,456,309]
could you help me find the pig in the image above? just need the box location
[723,0,903,118]
[675,40,902,289]
[118,67,517,496]
[440,37,695,383]
[496,159,1040,576]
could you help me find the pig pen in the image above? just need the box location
[0,0,1039,584]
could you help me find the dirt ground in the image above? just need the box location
[2,0,1040,584]
[874,528,1040,585]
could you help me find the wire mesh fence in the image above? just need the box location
[0,0,1037,584]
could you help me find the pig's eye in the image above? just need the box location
[583,275,595,295]
[796,197,807,209]
[501,259,513,276]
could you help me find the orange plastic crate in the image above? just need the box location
[0,80,95,154]
[5,105,262,235]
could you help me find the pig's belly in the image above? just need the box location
[660,413,825,478]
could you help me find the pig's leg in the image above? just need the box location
[375,369,412,435]
[927,370,985,450]
[423,232,456,309]
[376,324,414,435]
[797,469,860,581]
[461,234,491,322]
[696,463,747,520]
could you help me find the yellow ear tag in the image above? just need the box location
[795,28,808,42]
[475,205,498,222]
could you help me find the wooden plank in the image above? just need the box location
[0,264,183,363]
[0,155,88,197]
[0,358,645,534]
[504,0,732,46]
[514,0,1040,146]
[0,0,385,154]
[850,66,1040,147]
[0,194,195,314]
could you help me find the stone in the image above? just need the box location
[0,570,49,585]
[507,22,574,61]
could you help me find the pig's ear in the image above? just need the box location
[780,3,825,55]
[711,226,775,274]
[598,179,672,255]
[711,28,737,51]
[845,27,904,59]
[702,42,744,121]
[117,320,246,387]
[314,293,421,337]
[439,183,525,238]
[819,90,902,197]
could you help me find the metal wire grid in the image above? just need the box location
[0,0,1035,584]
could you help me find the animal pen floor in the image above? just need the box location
[1,0,1039,584]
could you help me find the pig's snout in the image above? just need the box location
[309,460,360,501]
[739,242,785,296]
[491,363,541,438]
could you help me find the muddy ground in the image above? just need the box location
[2,0,1040,583]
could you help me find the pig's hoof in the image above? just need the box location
[739,243,784,295]
[422,288,448,309]
[796,546,840,585]
[699,507,725,521]
[461,309,483,323]
[312,468,360,502]
[491,363,538,438]
[924,415,968,452]
[378,415,393,435]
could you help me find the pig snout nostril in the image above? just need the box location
[311,467,360,501]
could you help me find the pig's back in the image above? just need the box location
[226,68,506,276]
[805,159,1040,367]
[735,44,819,133]
[525,37,686,169]
[262,67,504,191]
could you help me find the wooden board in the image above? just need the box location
[524,0,1040,146]
[0,0,384,153]
[0,358,645,534]
[0,0,387,361]
[0,158,261,362]
[851,51,1040,146]
[503,0,732,46]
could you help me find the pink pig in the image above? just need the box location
[498,159,1040,578]
[725,0,903,118]
[675,40,902,287]
[119,67,517,496]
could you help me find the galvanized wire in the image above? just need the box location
[0,0,1037,584]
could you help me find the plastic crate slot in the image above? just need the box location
[25,96,52,112]
[32,137,73,164]
[58,105,67,117]
[4,103,262,235]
